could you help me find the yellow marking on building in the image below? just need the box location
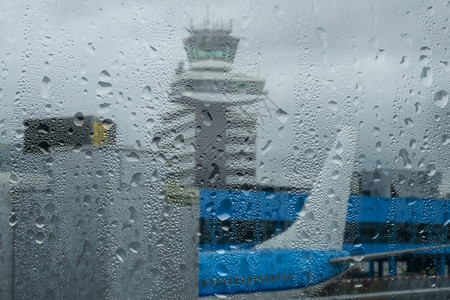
[93,122,108,146]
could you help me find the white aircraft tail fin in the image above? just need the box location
[257,125,357,250]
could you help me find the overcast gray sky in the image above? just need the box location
[0,0,449,194]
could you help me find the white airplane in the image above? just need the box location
[198,125,449,299]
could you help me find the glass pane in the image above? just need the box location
[0,1,448,299]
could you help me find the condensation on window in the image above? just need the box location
[0,1,449,299]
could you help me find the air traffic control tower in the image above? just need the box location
[161,20,266,193]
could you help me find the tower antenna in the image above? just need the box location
[206,5,210,29]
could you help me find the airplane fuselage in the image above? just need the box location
[199,249,349,297]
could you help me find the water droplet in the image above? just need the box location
[73,112,84,126]
[96,70,112,96]
[174,134,184,148]
[261,140,273,155]
[372,127,380,136]
[327,188,335,198]
[420,67,432,87]
[35,232,45,244]
[335,141,344,154]
[9,214,17,227]
[426,164,436,176]
[331,170,339,179]
[150,136,160,151]
[327,100,338,112]
[35,216,45,228]
[278,126,285,137]
[304,148,315,158]
[442,134,449,145]
[217,199,232,221]
[399,148,412,168]
[129,206,137,223]
[418,158,425,168]
[38,142,52,154]
[86,42,96,55]
[399,56,408,67]
[300,231,310,241]
[125,152,140,162]
[96,102,110,114]
[275,108,289,123]
[217,263,229,277]
[40,76,51,99]
[72,144,82,153]
[146,118,155,129]
[200,109,212,126]
[352,255,365,262]
[404,118,414,127]
[440,61,450,71]
[96,82,113,96]
[98,70,111,82]
[375,141,381,152]
[85,151,93,159]
[84,195,92,204]
[414,102,421,114]
[141,86,152,100]
[130,172,142,187]
[129,242,141,254]
[151,170,158,182]
[373,171,381,182]
[315,27,328,48]
[331,154,342,166]
[115,248,126,262]
[433,90,448,108]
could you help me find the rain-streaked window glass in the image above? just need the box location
[0,1,449,299]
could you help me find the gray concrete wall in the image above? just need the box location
[0,173,12,300]
[9,147,198,299]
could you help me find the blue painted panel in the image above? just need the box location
[199,189,307,221]
[200,191,449,257]
[346,196,362,223]
[353,196,448,224]
[201,191,449,224]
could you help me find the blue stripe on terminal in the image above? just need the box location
[200,190,449,225]
[199,189,307,221]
